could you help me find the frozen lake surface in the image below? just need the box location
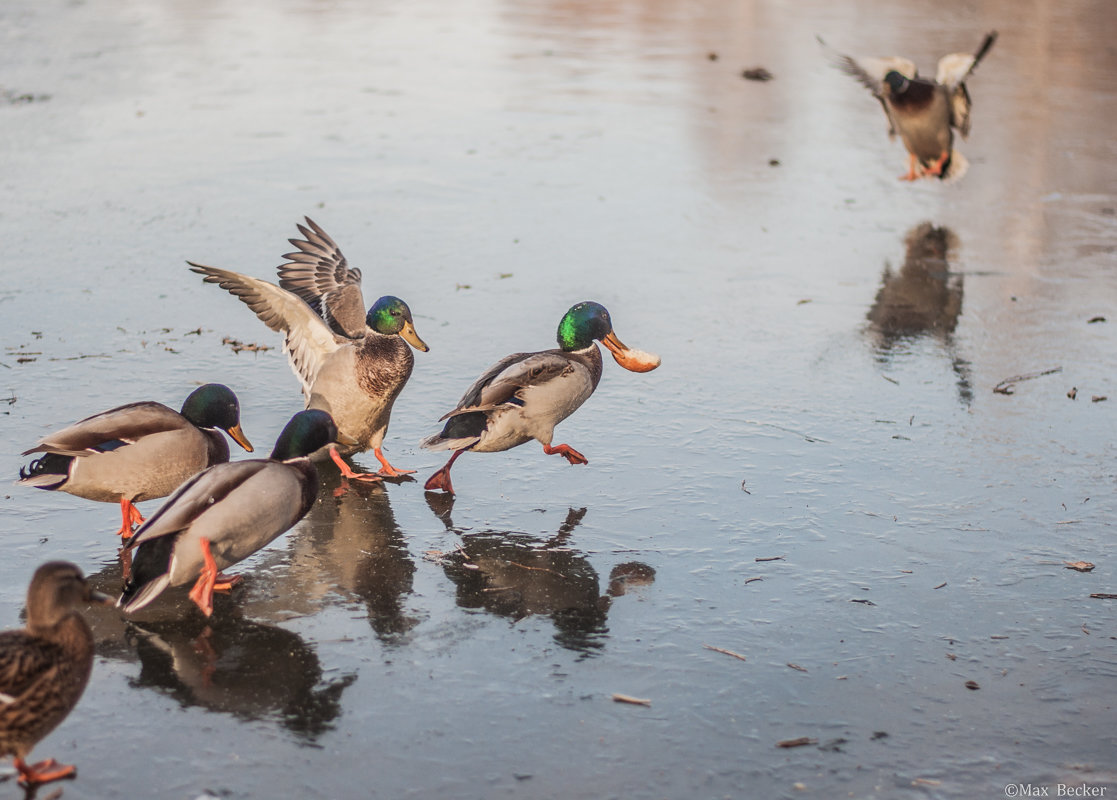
[0,0,1114,797]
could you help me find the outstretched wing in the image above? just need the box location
[188,263,342,400]
[441,350,574,420]
[22,402,186,457]
[818,36,917,138]
[937,31,997,137]
[276,217,367,339]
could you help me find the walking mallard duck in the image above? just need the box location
[17,384,253,538]
[820,32,997,181]
[421,301,660,495]
[188,218,428,480]
[117,409,338,617]
[0,561,112,787]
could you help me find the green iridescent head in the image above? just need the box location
[366,296,411,335]
[179,384,253,451]
[556,301,613,352]
[367,296,429,352]
[269,409,339,461]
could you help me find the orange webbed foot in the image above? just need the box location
[187,537,235,617]
[213,573,242,593]
[922,150,950,177]
[543,443,588,466]
[187,576,215,617]
[15,756,77,786]
[328,446,383,483]
[115,497,145,538]
[424,466,455,494]
[424,450,463,494]
[372,447,416,478]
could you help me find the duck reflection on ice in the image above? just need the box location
[867,222,972,402]
[126,616,354,739]
[281,468,419,639]
[428,499,655,655]
[97,468,418,639]
[868,222,961,340]
[82,562,355,740]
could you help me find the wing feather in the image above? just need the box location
[936,31,997,87]
[276,217,367,338]
[440,351,574,420]
[818,36,916,138]
[22,402,186,457]
[123,460,271,548]
[188,263,342,399]
[938,32,997,137]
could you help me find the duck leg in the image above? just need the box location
[114,497,145,538]
[424,450,465,494]
[328,446,382,483]
[543,443,588,465]
[188,538,241,617]
[899,153,921,181]
[15,756,77,786]
[372,446,416,478]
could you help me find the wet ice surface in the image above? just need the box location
[1,0,1116,797]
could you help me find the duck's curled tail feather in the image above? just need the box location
[17,453,72,490]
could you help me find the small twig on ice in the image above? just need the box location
[703,644,747,662]
[612,694,651,706]
[993,367,1061,395]
[776,737,816,748]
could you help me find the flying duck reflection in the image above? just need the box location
[429,502,655,655]
[868,222,962,340]
[867,222,972,403]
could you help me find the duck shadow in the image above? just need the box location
[866,221,972,404]
[427,498,655,656]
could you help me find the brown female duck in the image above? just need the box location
[0,561,111,787]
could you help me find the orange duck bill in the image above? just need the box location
[600,331,661,373]
[226,422,254,452]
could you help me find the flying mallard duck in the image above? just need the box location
[421,301,660,495]
[117,409,338,617]
[820,31,997,181]
[0,561,112,787]
[188,218,428,480]
[17,384,253,538]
